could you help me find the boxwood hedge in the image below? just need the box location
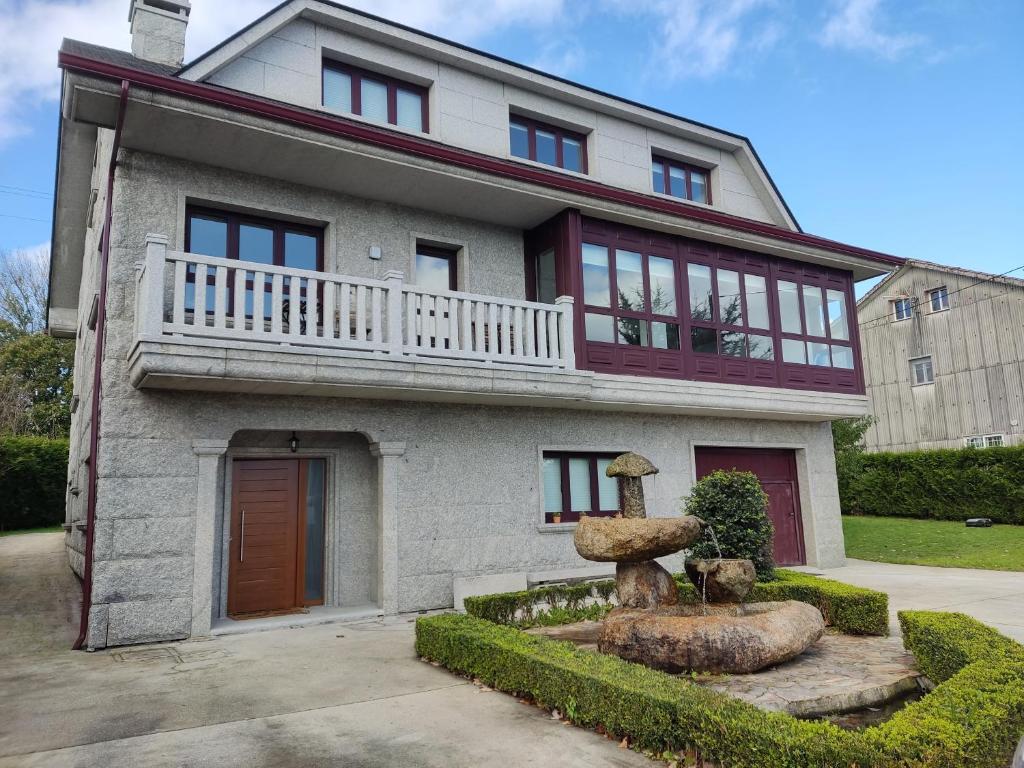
[839,445,1024,524]
[464,569,889,636]
[416,611,1024,767]
[0,436,68,532]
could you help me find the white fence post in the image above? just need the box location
[555,295,576,370]
[383,270,405,356]
[139,234,168,339]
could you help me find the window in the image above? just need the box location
[910,356,934,385]
[929,286,949,313]
[535,248,557,304]
[542,452,622,523]
[582,243,680,350]
[893,297,913,321]
[509,115,586,173]
[985,434,1004,448]
[687,263,773,360]
[775,279,853,368]
[414,243,458,291]
[322,60,428,133]
[185,207,323,318]
[652,156,711,204]
[964,436,985,448]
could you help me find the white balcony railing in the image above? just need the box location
[134,234,575,370]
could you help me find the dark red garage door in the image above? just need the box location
[694,447,806,566]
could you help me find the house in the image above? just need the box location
[858,259,1024,452]
[48,0,901,650]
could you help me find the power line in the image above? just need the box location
[0,189,51,201]
[0,183,52,197]
[0,212,49,223]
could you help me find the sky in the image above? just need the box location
[0,0,1022,294]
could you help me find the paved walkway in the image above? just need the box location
[0,533,648,767]
[792,558,1024,642]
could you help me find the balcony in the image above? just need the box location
[129,235,868,421]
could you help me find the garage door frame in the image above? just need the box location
[688,440,815,567]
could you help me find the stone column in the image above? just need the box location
[191,439,229,637]
[370,442,405,615]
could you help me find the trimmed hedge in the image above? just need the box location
[839,445,1024,524]
[416,611,1024,767]
[465,569,889,636]
[0,436,68,532]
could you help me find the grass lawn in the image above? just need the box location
[0,526,62,537]
[843,515,1024,572]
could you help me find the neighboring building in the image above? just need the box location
[858,259,1024,452]
[49,0,900,649]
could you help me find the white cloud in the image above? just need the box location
[819,0,924,60]
[0,0,565,145]
[605,0,778,80]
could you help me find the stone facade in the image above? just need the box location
[66,118,847,650]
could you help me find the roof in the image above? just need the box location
[177,0,803,231]
[55,38,905,271]
[857,258,1024,308]
[60,39,177,77]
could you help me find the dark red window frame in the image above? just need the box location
[543,451,623,524]
[185,206,325,317]
[322,59,429,133]
[652,155,711,205]
[509,114,588,173]
[529,213,864,395]
[580,240,684,351]
[414,243,458,291]
[684,258,773,360]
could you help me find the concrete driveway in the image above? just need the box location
[793,558,1024,642]
[0,533,649,768]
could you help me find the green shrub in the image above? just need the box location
[898,610,1024,682]
[839,446,1024,524]
[683,470,775,579]
[0,436,68,531]
[417,611,1024,768]
[676,570,890,636]
[465,569,889,636]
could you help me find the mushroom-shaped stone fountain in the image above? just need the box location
[574,452,825,675]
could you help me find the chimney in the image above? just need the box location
[128,0,191,68]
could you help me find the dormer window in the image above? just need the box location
[652,156,710,205]
[509,115,586,173]
[322,60,428,133]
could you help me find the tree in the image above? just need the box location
[684,470,775,580]
[832,416,874,509]
[0,247,75,438]
[0,247,49,334]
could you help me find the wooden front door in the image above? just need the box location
[694,447,806,566]
[228,458,325,616]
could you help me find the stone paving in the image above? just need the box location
[697,631,922,716]
[529,623,922,717]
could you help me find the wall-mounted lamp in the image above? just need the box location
[289,431,299,453]
[368,245,382,261]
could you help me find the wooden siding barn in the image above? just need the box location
[857,260,1024,452]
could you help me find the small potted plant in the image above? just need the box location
[551,511,562,524]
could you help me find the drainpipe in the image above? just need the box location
[73,80,130,651]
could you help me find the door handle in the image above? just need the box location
[240,508,245,562]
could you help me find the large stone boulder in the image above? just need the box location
[598,600,826,674]
[615,560,678,608]
[684,559,756,603]
[574,516,702,562]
